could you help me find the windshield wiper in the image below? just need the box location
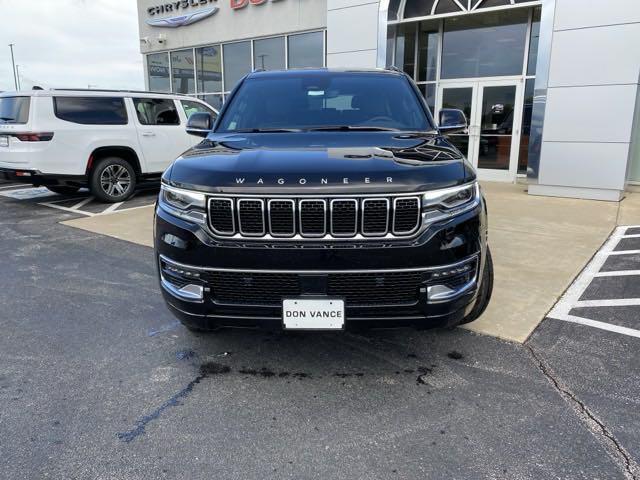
[306,125,399,132]
[233,128,302,133]
[0,117,16,122]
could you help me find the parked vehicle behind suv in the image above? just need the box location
[0,89,217,202]
[155,68,492,333]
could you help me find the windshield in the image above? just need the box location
[0,96,30,124]
[216,72,434,133]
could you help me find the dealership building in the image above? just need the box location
[136,0,640,201]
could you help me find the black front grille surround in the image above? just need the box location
[207,194,422,240]
[159,254,479,308]
[203,270,422,307]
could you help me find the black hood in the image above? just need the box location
[165,131,475,194]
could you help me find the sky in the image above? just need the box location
[0,0,144,92]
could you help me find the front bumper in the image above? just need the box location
[154,199,488,331]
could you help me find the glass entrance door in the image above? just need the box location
[438,80,522,181]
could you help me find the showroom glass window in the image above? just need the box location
[254,37,286,70]
[171,49,195,94]
[147,53,170,92]
[288,32,324,69]
[441,10,529,79]
[196,45,222,94]
[223,41,252,92]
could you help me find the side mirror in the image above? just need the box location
[439,109,468,135]
[186,112,214,137]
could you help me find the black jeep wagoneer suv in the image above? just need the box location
[154,69,492,332]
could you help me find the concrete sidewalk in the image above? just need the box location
[61,183,639,343]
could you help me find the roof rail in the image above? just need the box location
[50,88,187,96]
[384,66,402,73]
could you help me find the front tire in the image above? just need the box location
[460,247,494,325]
[46,186,80,196]
[90,157,136,203]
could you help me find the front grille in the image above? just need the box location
[202,270,422,307]
[204,271,301,305]
[328,271,422,306]
[393,197,420,234]
[207,195,421,240]
[299,200,326,236]
[238,199,265,236]
[362,199,389,235]
[268,200,295,237]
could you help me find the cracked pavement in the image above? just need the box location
[1,187,639,479]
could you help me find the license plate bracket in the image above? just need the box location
[282,298,345,330]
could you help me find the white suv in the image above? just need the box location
[0,89,217,202]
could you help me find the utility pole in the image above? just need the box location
[8,43,18,90]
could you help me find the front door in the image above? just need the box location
[437,80,523,182]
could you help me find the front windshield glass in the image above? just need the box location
[0,96,30,124]
[216,72,434,133]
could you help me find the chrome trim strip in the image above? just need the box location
[267,198,296,237]
[160,273,204,303]
[426,278,477,304]
[204,191,424,198]
[361,198,390,236]
[299,199,327,238]
[237,198,266,237]
[159,253,479,274]
[207,197,235,236]
[392,196,421,235]
[330,198,358,237]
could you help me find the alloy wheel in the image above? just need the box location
[100,164,131,198]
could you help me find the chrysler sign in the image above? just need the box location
[147,0,285,28]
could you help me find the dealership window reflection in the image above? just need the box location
[147,53,170,92]
[223,41,252,91]
[196,45,222,93]
[288,31,324,69]
[254,36,285,70]
[442,10,528,79]
[171,49,195,94]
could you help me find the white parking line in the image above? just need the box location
[38,201,96,217]
[552,314,640,339]
[574,298,640,308]
[594,270,640,277]
[0,184,23,190]
[70,196,95,210]
[608,250,640,256]
[548,226,640,338]
[622,234,640,239]
[102,201,124,214]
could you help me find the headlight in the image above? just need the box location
[422,182,480,224]
[159,184,207,224]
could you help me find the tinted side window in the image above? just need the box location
[53,97,128,125]
[0,97,30,124]
[181,100,217,120]
[133,98,180,126]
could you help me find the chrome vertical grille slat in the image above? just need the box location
[268,199,295,237]
[330,199,358,237]
[208,198,235,235]
[299,199,326,237]
[392,197,420,235]
[207,195,421,240]
[361,198,389,236]
[237,199,265,236]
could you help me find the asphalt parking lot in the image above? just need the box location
[1,182,639,479]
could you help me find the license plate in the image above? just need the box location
[282,298,345,330]
[0,136,8,147]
